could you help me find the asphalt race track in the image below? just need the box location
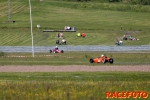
[0,46,150,73]
[0,45,150,52]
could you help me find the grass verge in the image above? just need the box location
[0,52,150,65]
[0,72,149,100]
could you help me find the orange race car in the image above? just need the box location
[89,54,114,64]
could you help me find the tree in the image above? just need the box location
[109,0,120,2]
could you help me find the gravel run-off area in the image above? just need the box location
[0,65,150,72]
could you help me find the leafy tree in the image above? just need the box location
[76,0,90,1]
[109,0,121,2]
[129,0,150,5]
[141,0,150,5]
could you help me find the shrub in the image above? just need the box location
[123,0,150,5]
[0,51,5,57]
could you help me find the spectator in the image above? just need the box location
[115,39,123,46]
[56,40,59,45]
[123,34,127,40]
[56,33,60,38]
[59,32,63,38]
[81,32,86,38]
[133,38,139,41]
[119,40,123,45]
[77,33,81,37]
[129,35,133,40]
[64,26,71,30]
[62,38,66,45]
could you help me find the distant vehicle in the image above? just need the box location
[50,48,64,53]
[89,55,113,64]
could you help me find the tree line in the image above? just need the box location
[60,0,150,5]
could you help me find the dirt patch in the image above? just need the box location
[0,65,150,72]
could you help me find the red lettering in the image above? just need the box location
[142,92,148,98]
[117,92,121,98]
[112,92,117,98]
[122,92,126,98]
[106,91,111,98]
[132,92,137,98]
[137,91,142,98]
[126,91,131,98]
[106,91,148,99]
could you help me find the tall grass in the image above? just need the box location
[0,81,149,100]
[0,72,150,100]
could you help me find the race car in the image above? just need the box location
[89,54,113,64]
[50,48,64,53]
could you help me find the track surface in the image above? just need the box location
[0,45,150,52]
[0,45,150,72]
[0,65,150,72]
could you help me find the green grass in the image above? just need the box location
[0,1,150,99]
[0,72,150,100]
[0,72,150,81]
[1,52,150,65]
[0,0,150,46]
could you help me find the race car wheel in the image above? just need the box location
[109,58,114,64]
[89,59,94,63]
[50,50,52,53]
[61,50,64,53]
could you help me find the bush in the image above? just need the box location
[123,0,150,5]
[0,51,5,57]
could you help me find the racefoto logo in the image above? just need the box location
[106,91,148,99]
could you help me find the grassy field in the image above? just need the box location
[0,52,150,65]
[0,1,150,100]
[0,0,150,46]
[0,72,150,100]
